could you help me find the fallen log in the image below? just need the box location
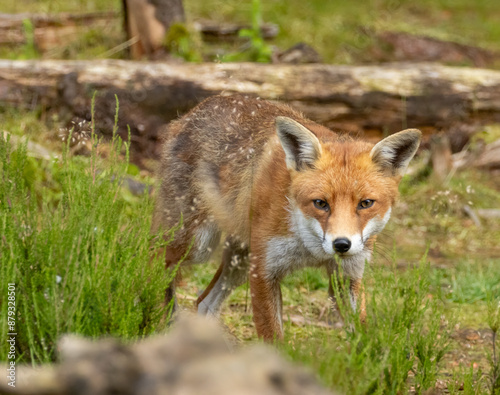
[453,139,500,170]
[1,59,500,164]
[193,19,279,42]
[0,11,119,50]
[0,11,119,32]
[370,31,500,68]
[0,12,278,54]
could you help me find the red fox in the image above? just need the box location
[153,95,421,341]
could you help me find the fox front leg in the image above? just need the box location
[348,278,366,323]
[249,259,284,341]
[327,265,366,324]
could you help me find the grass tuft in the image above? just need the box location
[0,99,171,364]
[278,256,451,394]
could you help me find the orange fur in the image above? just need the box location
[153,95,421,341]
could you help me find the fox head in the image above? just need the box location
[276,117,421,275]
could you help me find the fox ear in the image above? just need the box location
[370,129,422,176]
[276,117,322,171]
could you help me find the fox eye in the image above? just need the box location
[358,199,375,209]
[313,199,329,211]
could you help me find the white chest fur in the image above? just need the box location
[264,206,376,281]
[265,234,324,280]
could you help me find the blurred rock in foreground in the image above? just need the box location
[0,314,335,395]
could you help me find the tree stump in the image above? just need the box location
[430,134,453,181]
[122,0,185,59]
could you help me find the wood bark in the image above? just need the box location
[0,11,118,31]
[430,133,453,181]
[0,11,118,50]
[122,0,185,59]
[1,59,500,164]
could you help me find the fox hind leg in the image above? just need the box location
[163,243,188,317]
[197,237,249,316]
[164,221,221,315]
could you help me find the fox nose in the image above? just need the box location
[333,238,351,253]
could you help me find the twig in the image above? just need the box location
[476,209,500,219]
[463,205,482,227]
[99,36,139,58]
[493,330,499,395]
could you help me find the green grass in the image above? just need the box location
[437,260,500,304]
[279,258,451,394]
[1,105,499,391]
[389,169,500,261]
[185,0,500,64]
[0,104,171,364]
[1,0,500,386]
[2,0,500,64]
[183,253,499,393]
